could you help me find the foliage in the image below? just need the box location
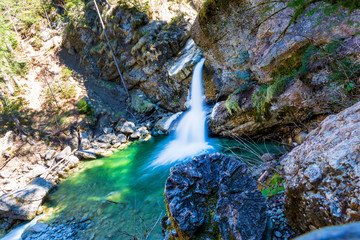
[77,99,94,117]
[118,0,150,14]
[299,39,360,93]
[259,173,285,198]
[60,67,73,79]
[198,0,229,22]
[64,0,86,28]
[251,85,270,120]
[225,93,241,115]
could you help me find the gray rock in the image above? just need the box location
[0,178,52,220]
[26,165,47,179]
[282,101,360,232]
[95,134,116,143]
[130,90,155,115]
[55,146,72,162]
[76,150,97,160]
[130,127,149,139]
[66,155,80,168]
[119,121,136,135]
[165,153,267,239]
[103,127,113,134]
[111,134,127,145]
[168,39,203,82]
[44,150,56,161]
[80,138,91,150]
[154,112,183,134]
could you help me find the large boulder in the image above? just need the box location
[0,178,52,220]
[282,101,360,232]
[164,153,267,239]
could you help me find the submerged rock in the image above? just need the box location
[164,153,267,239]
[0,178,52,220]
[282,101,360,232]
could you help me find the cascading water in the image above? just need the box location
[1,214,44,240]
[151,58,212,166]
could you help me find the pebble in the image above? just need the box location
[274,231,282,237]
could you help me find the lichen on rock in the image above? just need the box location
[164,153,267,239]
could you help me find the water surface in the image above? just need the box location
[43,136,285,239]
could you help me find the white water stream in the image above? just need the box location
[1,214,43,240]
[152,58,212,166]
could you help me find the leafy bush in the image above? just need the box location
[60,67,73,79]
[77,99,94,117]
[225,93,241,115]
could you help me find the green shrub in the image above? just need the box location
[60,67,73,79]
[225,94,241,115]
[77,99,94,116]
[259,173,285,198]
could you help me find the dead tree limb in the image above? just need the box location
[93,0,129,97]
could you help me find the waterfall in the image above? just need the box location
[1,214,44,240]
[151,58,212,166]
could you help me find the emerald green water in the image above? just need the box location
[44,136,285,239]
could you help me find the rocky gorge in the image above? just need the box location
[1,0,360,239]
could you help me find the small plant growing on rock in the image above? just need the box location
[258,172,285,198]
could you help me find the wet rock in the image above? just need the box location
[282,101,360,232]
[168,39,203,82]
[154,112,182,134]
[55,146,72,162]
[295,222,360,240]
[119,121,136,135]
[164,153,267,239]
[0,178,52,220]
[30,222,48,233]
[130,127,149,139]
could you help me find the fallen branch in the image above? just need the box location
[93,0,129,97]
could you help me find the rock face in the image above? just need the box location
[191,0,360,138]
[164,153,267,239]
[0,178,52,220]
[64,3,203,112]
[282,101,360,232]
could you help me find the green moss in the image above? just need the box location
[225,92,241,115]
[272,44,309,79]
